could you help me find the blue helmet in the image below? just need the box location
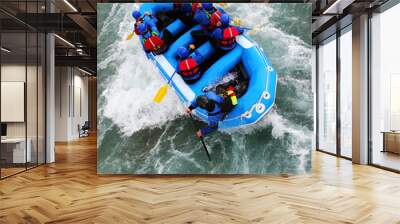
[221,14,230,26]
[177,46,189,58]
[132,10,141,20]
[181,3,192,13]
[194,10,209,25]
[137,23,147,33]
[202,3,213,10]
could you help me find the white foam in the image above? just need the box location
[99,5,184,136]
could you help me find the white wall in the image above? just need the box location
[1,63,46,164]
[55,66,68,141]
[55,67,89,141]
[1,64,41,138]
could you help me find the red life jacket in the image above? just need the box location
[219,26,240,47]
[210,10,222,27]
[142,33,165,52]
[201,9,221,32]
[178,58,200,77]
[192,3,202,12]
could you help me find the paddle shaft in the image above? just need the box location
[188,113,211,161]
[242,27,253,31]
[167,71,176,85]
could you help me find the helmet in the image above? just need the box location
[132,10,141,20]
[181,3,192,13]
[137,23,147,33]
[194,10,209,25]
[220,14,230,26]
[202,3,213,10]
[196,96,209,109]
[177,46,189,58]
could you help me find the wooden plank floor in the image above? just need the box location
[1,135,400,224]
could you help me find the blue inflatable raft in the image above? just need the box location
[138,3,277,129]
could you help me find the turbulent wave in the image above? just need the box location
[98,4,184,136]
[97,3,313,174]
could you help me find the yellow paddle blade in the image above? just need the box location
[153,84,169,103]
[249,27,260,35]
[126,32,134,41]
[233,17,241,26]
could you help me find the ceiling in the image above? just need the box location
[1,0,397,74]
[0,0,97,74]
[311,0,391,44]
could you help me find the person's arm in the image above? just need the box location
[211,28,222,40]
[192,50,204,64]
[144,16,160,34]
[150,25,160,35]
[147,14,158,23]
[200,121,219,136]
[235,26,244,35]
[188,101,198,111]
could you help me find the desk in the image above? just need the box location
[1,138,31,163]
[382,131,400,154]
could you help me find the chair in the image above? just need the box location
[78,121,90,138]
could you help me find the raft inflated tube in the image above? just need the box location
[138,3,277,129]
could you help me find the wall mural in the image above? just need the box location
[97,3,312,174]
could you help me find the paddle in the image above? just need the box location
[232,17,242,26]
[153,71,177,103]
[232,18,258,34]
[126,32,134,41]
[217,3,227,7]
[188,113,211,161]
[242,27,254,31]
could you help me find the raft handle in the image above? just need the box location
[255,103,265,114]
[262,91,270,100]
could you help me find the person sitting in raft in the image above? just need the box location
[187,89,238,137]
[202,3,225,28]
[191,3,203,13]
[216,79,248,99]
[167,3,196,26]
[137,23,166,55]
[211,14,244,51]
[132,10,159,35]
[190,9,215,46]
[176,45,204,84]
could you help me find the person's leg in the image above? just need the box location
[162,29,174,45]
[235,81,248,97]
[179,14,195,27]
[201,123,218,136]
[190,30,209,47]
[183,75,201,84]
[165,9,179,20]
[210,42,226,59]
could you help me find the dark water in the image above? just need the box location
[97,3,313,174]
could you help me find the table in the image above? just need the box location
[381,131,400,154]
